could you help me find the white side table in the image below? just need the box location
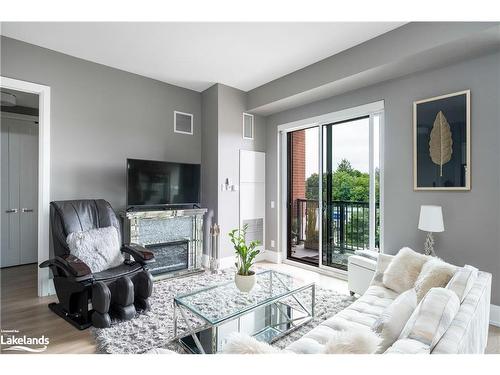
[348,253,378,296]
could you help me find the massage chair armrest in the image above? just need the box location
[39,254,93,282]
[121,243,155,265]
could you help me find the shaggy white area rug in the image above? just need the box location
[92,267,354,354]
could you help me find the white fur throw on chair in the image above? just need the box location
[66,226,124,273]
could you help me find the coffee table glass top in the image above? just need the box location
[174,270,313,325]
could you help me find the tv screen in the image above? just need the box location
[126,159,200,207]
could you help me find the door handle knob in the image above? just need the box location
[5,209,18,213]
[22,208,34,213]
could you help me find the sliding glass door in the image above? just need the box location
[287,127,320,266]
[321,115,380,270]
[284,109,382,271]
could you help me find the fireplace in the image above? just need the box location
[121,208,207,278]
[145,240,189,275]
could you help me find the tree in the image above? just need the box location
[304,158,380,250]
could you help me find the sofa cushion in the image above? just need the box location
[414,258,457,302]
[66,226,124,273]
[285,284,398,354]
[446,265,478,303]
[385,338,430,354]
[382,247,429,293]
[400,287,460,351]
[373,288,418,353]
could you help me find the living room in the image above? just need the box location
[1,2,499,373]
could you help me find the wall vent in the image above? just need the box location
[242,113,254,140]
[174,111,193,135]
[242,218,264,243]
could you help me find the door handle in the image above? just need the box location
[5,209,18,213]
[22,208,34,213]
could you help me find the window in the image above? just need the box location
[174,111,193,135]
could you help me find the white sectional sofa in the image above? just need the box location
[284,253,492,354]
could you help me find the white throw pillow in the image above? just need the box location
[66,226,124,273]
[323,327,382,354]
[382,247,429,293]
[446,265,478,303]
[414,258,457,302]
[400,287,460,351]
[372,288,418,353]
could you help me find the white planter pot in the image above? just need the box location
[234,272,256,293]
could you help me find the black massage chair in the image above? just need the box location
[40,199,155,329]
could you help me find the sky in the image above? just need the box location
[304,117,379,177]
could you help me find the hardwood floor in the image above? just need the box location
[1,263,498,354]
[1,264,95,353]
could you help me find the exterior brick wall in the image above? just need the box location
[290,130,306,208]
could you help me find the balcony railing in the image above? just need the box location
[295,198,379,254]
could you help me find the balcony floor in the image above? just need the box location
[290,243,351,268]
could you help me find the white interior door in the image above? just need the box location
[239,150,265,252]
[1,116,39,267]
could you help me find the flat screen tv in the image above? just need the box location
[126,159,200,208]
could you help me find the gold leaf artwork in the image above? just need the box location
[429,111,453,177]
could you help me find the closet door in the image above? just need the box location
[1,117,38,267]
[1,119,21,267]
[19,120,38,264]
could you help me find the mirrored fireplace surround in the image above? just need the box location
[121,208,207,278]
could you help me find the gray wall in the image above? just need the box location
[201,84,219,253]
[1,36,202,210]
[264,52,500,304]
[217,84,266,258]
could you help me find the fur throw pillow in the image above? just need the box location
[323,327,382,354]
[414,258,457,302]
[383,247,429,293]
[66,226,124,273]
[223,333,281,354]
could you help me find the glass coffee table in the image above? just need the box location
[173,270,315,353]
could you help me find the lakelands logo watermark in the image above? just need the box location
[1,329,49,353]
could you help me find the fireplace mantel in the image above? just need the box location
[121,208,207,279]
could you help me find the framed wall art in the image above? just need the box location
[413,90,470,191]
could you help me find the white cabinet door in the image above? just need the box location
[1,117,38,267]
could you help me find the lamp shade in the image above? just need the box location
[418,205,444,232]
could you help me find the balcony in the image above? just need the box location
[291,198,380,269]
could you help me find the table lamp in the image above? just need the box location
[418,205,444,256]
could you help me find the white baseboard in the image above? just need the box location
[491,304,500,327]
[201,254,235,269]
[258,249,282,263]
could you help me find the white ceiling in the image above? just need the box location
[1,22,406,92]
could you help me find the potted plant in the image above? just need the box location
[229,224,261,292]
